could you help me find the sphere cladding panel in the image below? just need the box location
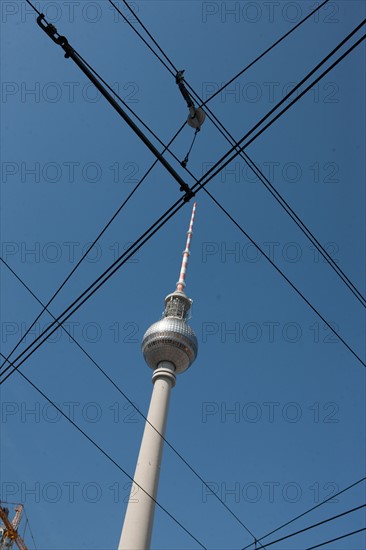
[142,317,198,373]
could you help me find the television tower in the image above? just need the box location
[118,203,198,550]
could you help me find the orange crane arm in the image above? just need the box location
[0,508,28,550]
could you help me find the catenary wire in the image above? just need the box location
[108,0,175,78]
[0,123,185,372]
[305,527,366,550]
[189,21,366,190]
[183,109,366,306]
[0,352,207,550]
[243,503,366,549]
[2,27,365,384]
[196,2,333,108]
[0,198,185,383]
[242,477,366,549]
[5,6,366,544]
[24,0,41,16]
[0,0,198,372]
[14,1,365,544]
[189,32,366,203]
[106,9,366,364]
[204,188,366,368]
[5,11,364,380]
[119,0,331,108]
[183,81,366,308]
[111,2,366,306]
[0,256,262,543]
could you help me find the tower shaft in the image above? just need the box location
[119,203,198,549]
[118,362,176,550]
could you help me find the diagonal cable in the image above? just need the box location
[0,256,261,542]
[305,527,366,550]
[0,124,185,372]
[0,351,207,549]
[242,476,366,549]
[2,27,365,385]
[112,0,366,307]
[243,503,365,549]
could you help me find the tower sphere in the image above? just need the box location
[142,291,198,374]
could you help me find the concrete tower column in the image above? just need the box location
[118,361,176,550]
[118,203,198,549]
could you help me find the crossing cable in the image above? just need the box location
[204,189,365,368]
[188,23,366,191]
[181,61,366,308]
[2,29,365,384]
[242,476,366,549]
[12,5,364,542]
[35,11,193,198]
[193,2,332,108]
[1,0,194,376]
[111,2,366,308]
[114,0,330,100]
[7,9,364,382]
[0,198,186,384]
[0,124,185,373]
[0,256,263,544]
[99,8,366,364]
[306,527,366,550]
[0,352,207,550]
[23,2,365,319]
[240,503,366,549]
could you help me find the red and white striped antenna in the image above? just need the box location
[176,202,196,292]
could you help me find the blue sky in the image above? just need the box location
[1,1,365,549]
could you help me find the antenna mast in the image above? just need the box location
[176,202,196,292]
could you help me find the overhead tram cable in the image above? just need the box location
[190,33,366,210]
[11,5,366,548]
[4,0,357,380]
[180,68,366,309]
[242,476,366,549]
[4,13,364,379]
[305,527,366,550]
[240,503,366,549]
[0,6,194,374]
[35,12,194,201]
[2,25,366,386]
[109,0,331,169]
[0,124,186,372]
[103,7,366,352]
[0,256,262,544]
[118,0,332,109]
[189,21,366,191]
[116,2,366,306]
[0,354,206,550]
[13,2,364,544]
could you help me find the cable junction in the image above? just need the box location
[1,23,365,385]
[35,13,194,201]
[4,3,365,547]
[244,503,366,549]
[242,476,366,549]
[108,1,365,306]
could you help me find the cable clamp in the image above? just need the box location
[36,14,72,57]
[183,188,196,203]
